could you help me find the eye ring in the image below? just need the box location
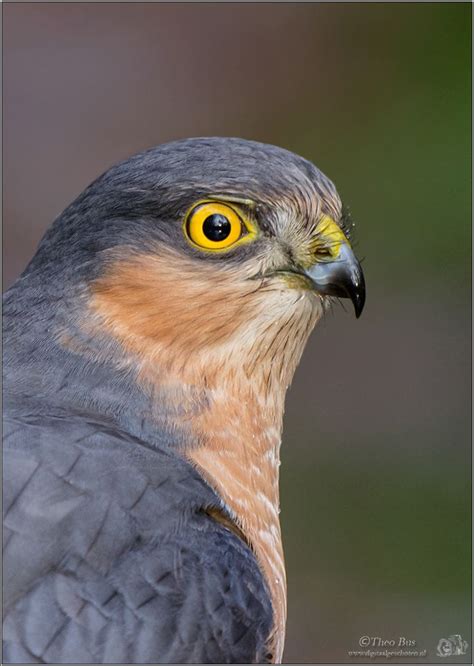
[184,201,256,251]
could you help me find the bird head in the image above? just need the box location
[33,138,364,396]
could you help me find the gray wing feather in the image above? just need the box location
[3,414,273,663]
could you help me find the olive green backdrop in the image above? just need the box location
[3,3,471,663]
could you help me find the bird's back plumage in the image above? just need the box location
[3,406,273,663]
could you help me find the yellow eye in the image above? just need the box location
[185,201,252,251]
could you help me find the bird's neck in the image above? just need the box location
[123,327,319,664]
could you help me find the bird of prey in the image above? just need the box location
[3,137,365,664]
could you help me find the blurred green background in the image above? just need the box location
[4,3,471,663]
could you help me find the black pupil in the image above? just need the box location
[202,214,232,241]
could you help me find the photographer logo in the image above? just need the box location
[436,635,468,657]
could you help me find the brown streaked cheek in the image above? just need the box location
[88,248,264,358]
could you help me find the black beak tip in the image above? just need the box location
[353,292,365,318]
[351,272,366,319]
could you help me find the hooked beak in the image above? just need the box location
[305,243,366,317]
[305,216,366,318]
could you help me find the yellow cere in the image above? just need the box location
[184,200,257,252]
[315,215,350,260]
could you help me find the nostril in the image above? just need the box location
[315,246,332,258]
[314,242,339,262]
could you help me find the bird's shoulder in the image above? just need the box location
[3,410,274,663]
